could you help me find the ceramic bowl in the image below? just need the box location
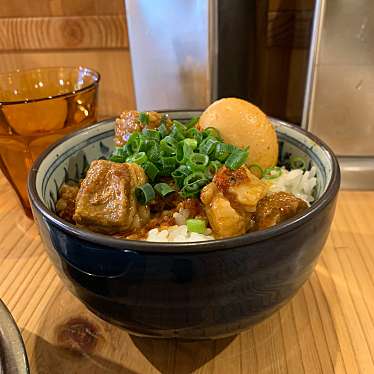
[27,112,340,339]
[0,299,29,373]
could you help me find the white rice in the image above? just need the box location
[145,167,317,242]
[146,225,214,242]
[266,166,317,204]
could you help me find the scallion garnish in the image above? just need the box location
[154,183,175,197]
[142,161,159,181]
[290,156,306,170]
[203,127,222,141]
[180,172,208,197]
[109,117,249,199]
[263,166,282,179]
[135,183,155,204]
[160,136,177,155]
[206,160,222,179]
[139,112,150,125]
[126,151,148,165]
[186,218,207,234]
[187,153,209,172]
[185,116,199,129]
[199,137,219,155]
[214,143,235,162]
[225,147,248,170]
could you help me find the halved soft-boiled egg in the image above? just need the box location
[198,98,278,169]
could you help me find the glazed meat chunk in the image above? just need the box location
[55,183,79,223]
[201,166,268,238]
[73,160,150,234]
[255,192,308,230]
[115,110,171,147]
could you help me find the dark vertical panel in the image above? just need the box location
[217,0,257,100]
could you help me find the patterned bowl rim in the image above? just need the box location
[28,113,341,253]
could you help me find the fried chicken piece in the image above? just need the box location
[115,110,171,147]
[55,183,79,223]
[200,166,267,238]
[255,192,308,229]
[73,160,150,234]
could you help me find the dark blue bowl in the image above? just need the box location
[27,112,340,339]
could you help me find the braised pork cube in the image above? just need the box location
[55,183,79,223]
[115,110,171,147]
[255,191,308,230]
[73,160,150,234]
[200,166,268,238]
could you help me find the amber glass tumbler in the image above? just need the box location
[0,66,100,217]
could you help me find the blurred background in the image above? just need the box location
[0,0,313,121]
[0,0,373,188]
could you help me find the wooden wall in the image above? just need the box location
[0,0,135,118]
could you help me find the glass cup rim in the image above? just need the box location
[0,66,101,106]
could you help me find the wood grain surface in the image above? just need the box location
[0,172,373,373]
[0,15,128,51]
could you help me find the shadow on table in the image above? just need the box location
[130,334,236,374]
[22,329,141,374]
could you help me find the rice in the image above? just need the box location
[266,166,317,204]
[145,166,317,242]
[146,225,214,242]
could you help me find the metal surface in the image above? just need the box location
[125,0,215,111]
[304,0,374,189]
[0,299,29,374]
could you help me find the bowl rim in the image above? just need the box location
[0,299,29,373]
[0,66,100,105]
[28,114,341,254]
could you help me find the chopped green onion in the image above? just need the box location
[159,156,177,175]
[172,165,190,188]
[142,128,161,142]
[249,164,263,178]
[135,183,155,204]
[110,155,127,163]
[185,116,199,129]
[206,160,222,179]
[139,112,150,125]
[199,137,219,155]
[145,140,160,163]
[176,138,198,164]
[186,218,207,234]
[263,166,282,179]
[127,132,142,154]
[154,183,175,196]
[160,136,177,155]
[110,146,128,163]
[225,148,248,170]
[181,172,208,197]
[290,156,306,170]
[186,127,203,144]
[158,122,169,138]
[170,124,185,141]
[142,161,159,181]
[172,120,187,132]
[203,127,222,140]
[187,153,209,172]
[214,143,235,162]
[126,152,148,165]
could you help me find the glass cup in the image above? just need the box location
[0,66,100,217]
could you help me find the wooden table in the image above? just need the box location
[1,173,374,374]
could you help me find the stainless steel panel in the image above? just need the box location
[125,0,216,111]
[339,157,374,190]
[305,0,374,157]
